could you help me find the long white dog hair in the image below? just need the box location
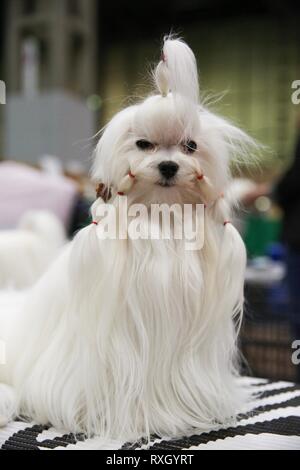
[0,37,258,443]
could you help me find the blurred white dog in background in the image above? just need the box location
[0,36,258,443]
[0,210,66,289]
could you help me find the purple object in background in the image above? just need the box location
[0,161,78,230]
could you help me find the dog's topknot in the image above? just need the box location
[154,36,200,105]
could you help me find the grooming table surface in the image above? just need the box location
[1,377,300,450]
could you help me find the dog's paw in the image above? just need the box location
[0,384,17,427]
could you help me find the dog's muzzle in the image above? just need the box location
[158,161,179,186]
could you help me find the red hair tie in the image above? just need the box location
[117,191,125,196]
[92,221,98,226]
[197,173,204,180]
[223,220,231,226]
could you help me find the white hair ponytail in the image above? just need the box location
[154,37,200,139]
[219,222,246,328]
[155,37,200,104]
[212,195,246,334]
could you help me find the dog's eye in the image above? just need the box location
[136,140,156,152]
[182,140,197,154]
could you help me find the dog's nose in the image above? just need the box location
[158,161,179,179]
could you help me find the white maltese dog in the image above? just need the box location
[0,37,257,442]
[0,210,66,289]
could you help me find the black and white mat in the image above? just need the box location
[1,378,300,450]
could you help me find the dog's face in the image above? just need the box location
[130,95,201,191]
[93,94,232,205]
[93,38,255,206]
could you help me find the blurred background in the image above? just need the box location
[0,0,300,382]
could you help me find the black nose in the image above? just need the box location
[158,161,179,179]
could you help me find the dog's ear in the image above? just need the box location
[96,183,112,202]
